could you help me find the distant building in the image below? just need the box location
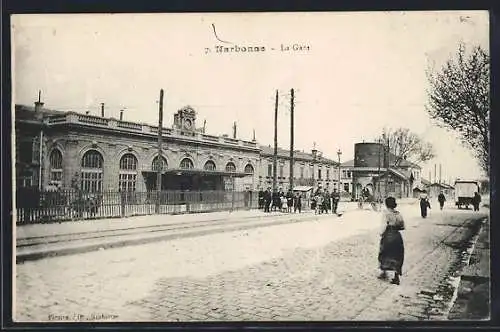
[428,182,455,199]
[258,145,339,192]
[341,142,423,200]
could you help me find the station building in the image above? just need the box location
[15,101,340,194]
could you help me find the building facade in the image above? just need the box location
[258,146,340,192]
[15,102,340,194]
[341,142,423,200]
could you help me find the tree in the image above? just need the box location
[426,43,489,175]
[375,127,435,167]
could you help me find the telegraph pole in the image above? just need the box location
[384,137,389,198]
[273,90,278,191]
[289,88,295,191]
[377,139,381,201]
[155,89,164,214]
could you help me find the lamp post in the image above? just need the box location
[337,149,342,195]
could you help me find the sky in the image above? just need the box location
[12,11,489,181]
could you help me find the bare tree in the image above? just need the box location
[376,127,435,167]
[426,43,489,175]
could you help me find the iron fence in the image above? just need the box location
[15,188,258,224]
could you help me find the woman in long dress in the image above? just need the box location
[419,192,431,218]
[378,196,405,285]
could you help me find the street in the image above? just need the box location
[15,203,488,322]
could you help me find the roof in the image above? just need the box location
[421,178,431,185]
[259,145,338,164]
[293,186,313,191]
[341,155,420,169]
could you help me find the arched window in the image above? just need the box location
[225,162,236,173]
[81,150,103,192]
[204,160,216,171]
[49,149,63,182]
[180,158,194,169]
[152,155,168,172]
[244,164,254,174]
[119,153,138,192]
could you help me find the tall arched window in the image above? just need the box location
[49,149,63,182]
[119,153,138,192]
[204,160,216,171]
[244,164,254,174]
[81,150,103,192]
[180,158,194,169]
[225,162,236,173]
[152,155,168,172]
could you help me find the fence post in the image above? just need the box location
[120,191,126,217]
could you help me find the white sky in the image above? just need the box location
[12,11,489,181]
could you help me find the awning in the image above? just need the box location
[142,168,252,178]
[293,186,313,192]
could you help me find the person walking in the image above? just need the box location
[472,192,481,211]
[437,191,446,210]
[378,196,405,285]
[419,192,431,218]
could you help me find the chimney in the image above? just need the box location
[34,90,44,112]
[119,109,124,121]
[233,122,237,139]
[100,103,105,117]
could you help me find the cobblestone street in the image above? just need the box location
[15,205,488,322]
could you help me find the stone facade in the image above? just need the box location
[15,103,339,193]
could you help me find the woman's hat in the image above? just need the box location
[385,196,397,209]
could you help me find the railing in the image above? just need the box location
[77,114,109,126]
[117,121,142,131]
[46,114,257,148]
[202,134,219,142]
[224,137,239,145]
[48,115,67,124]
[15,188,258,224]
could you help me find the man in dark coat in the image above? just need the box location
[258,188,264,209]
[437,191,446,210]
[263,188,272,212]
[272,189,280,212]
[472,192,481,211]
[286,190,294,213]
[331,189,340,214]
[293,192,302,213]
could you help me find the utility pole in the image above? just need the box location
[273,90,278,191]
[100,103,105,117]
[439,164,442,184]
[289,88,295,191]
[155,89,164,214]
[385,138,389,198]
[377,139,381,201]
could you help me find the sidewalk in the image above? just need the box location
[448,216,490,320]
